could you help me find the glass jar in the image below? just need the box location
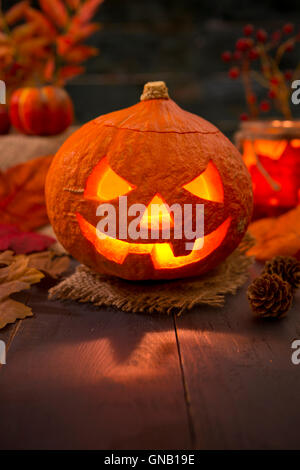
[235,120,300,219]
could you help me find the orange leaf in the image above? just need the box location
[38,0,69,29]
[44,58,55,81]
[0,155,54,232]
[56,35,75,56]
[4,1,29,25]
[65,0,81,10]
[64,45,98,63]
[73,0,104,25]
[0,45,13,58]
[11,23,39,42]
[24,7,57,37]
[56,65,85,84]
[68,22,100,42]
[19,38,50,57]
[248,206,300,260]
[0,32,9,44]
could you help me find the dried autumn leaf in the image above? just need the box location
[39,0,69,29]
[28,251,70,279]
[64,45,98,63]
[248,206,300,260]
[68,22,100,42]
[11,23,39,43]
[65,0,81,10]
[57,65,85,83]
[24,7,57,38]
[56,35,75,56]
[19,37,50,58]
[44,57,55,81]
[0,298,33,329]
[0,252,44,329]
[0,155,53,231]
[74,0,104,25]
[4,1,29,26]
[0,225,55,254]
[0,45,13,59]
[0,32,9,43]
[0,250,15,266]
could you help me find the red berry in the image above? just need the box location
[272,30,281,42]
[270,77,279,86]
[256,29,268,43]
[283,23,294,35]
[240,113,249,121]
[233,50,242,60]
[285,41,294,52]
[244,24,254,36]
[221,51,232,62]
[248,94,257,104]
[260,100,271,112]
[284,70,293,80]
[236,38,250,51]
[268,90,277,99]
[228,67,240,79]
[249,48,259,60]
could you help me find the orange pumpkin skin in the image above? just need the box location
[10,86,73,136]
[46,82,253,280]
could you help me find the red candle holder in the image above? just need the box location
[235,120,300,219]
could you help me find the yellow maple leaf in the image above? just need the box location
[0,252,44,329]
[28,251,70,279]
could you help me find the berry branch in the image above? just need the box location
[222,23,300,120]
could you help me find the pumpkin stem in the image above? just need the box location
[140,81,169,101]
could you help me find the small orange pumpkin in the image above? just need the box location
[46,81,253,280]
[10,86,73,136]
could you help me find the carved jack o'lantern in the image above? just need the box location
[46,82,253,280]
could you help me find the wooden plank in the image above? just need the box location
[175,272,300,450]
[0,276,191,450]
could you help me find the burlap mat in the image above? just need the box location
[0,126,77,171]
[48,234,254,315]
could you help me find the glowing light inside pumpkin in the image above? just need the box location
[139,194,174,231]
[76,213,231,269]
[84,156,135,201]
[183,160,224,203]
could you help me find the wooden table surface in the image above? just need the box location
[0,261,299,450]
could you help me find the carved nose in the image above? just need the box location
[139,193,174,231]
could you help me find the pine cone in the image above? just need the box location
[264,256,300,291]
[247,273,293,319]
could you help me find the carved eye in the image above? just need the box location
[84,157,135,201]
[183,160,224,203]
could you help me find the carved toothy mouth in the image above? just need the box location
[76,213,231,270]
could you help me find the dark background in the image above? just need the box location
[4,0,300,136]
